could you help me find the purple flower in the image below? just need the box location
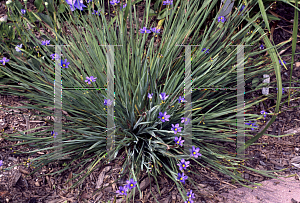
[109,0,120,5]
[177,173,188,184]
[279,60,286,66]
[187,190,195,199]
[260,110,268,118]
[65,0,87,11]
[174,136,184,147]
[0,57,9,65]
[218,16,226,23]
[116,186,128,196]
[163,0,173,5]
[125,178,137,189]
[85,76,97,84]
[104,99,113,106]
[178,96,186,103]
[158,111,170,122]
[150,27,160,33]
[51,130,58,138]
[171,123,183,134]
[240,5,245,12]
[21,9,26,15]
[184,198,194,203]
[0,160,3,167]
[177,159,190,171]
[159,92,169,101]
[276,88,285,94]
[41,40,50,45]
[181,117,191,125]
[201,48,209,53]
[50,53,61,60]
[260,44,264,50]
[139,27,151,34]
[92,10,101,15]
[87,0,92,3]
[120,3,127,9]
[148,93,153,99]
[245,122,258,131]
[189,146,201,158]
[15,44,22,52]
[61,59,70,68]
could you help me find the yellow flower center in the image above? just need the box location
[122,191,124,193]
[175,128,177,131]
[193,152,196,154]
[130,184,133,186]
[63,64,65,67]
[180,178,182,180]
[183,164,185,167]
[162,117,165,119]
[177,141,179,144]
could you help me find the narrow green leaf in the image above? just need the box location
[288,0,298,106]
[258,0,270,32]
[58,4,66,13]
[34,0,45,13]
[37,13,54,29]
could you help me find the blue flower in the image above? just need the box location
[109,0,120,6]
[240,5,245,12]
[85,76,97,84]
[174,136,184,147]
[177,173,188,184]
[279,60,286,66]
[177,159,190,171]
[21,9,26,15]
[260,110,268,118]
[65,0,86,11]
[0,160,2,167]
[116,186,128,196]
[189,146,201,158]
[50,53,61,60]
[139,27,151,34]
[0,57,9,65]
[163,0,173,5]
[87,0,92,3]
[104,99,113,106]
[181,117,191,125]
[187,189,195,199]
[184,198,194,203]
[150,27,160,33]
[260,44,264,50]
[201,48,209,53]
[61,59,70,68]
[178,96,186,103]
[276,88,285,94]
[41,40,50,45]
[92,10,101,15]
[148,93,153,99]
[218,16,226,23]
[120,3,127,9]
[159,92,169,101]
[171,123,183,134]
[245,122,258,131]
[15,44,22,52]
[51,130,58,138]
[158,111,170,122]
[125,178,137,190]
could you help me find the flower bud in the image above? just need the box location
[45,2,48,6]
[6,0,12,5]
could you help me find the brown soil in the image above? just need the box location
[0,1,300,203]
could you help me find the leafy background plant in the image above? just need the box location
[0,0,299,202]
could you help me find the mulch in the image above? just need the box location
[0,1,300,203]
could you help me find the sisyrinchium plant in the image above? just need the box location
[0,0,290,202]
